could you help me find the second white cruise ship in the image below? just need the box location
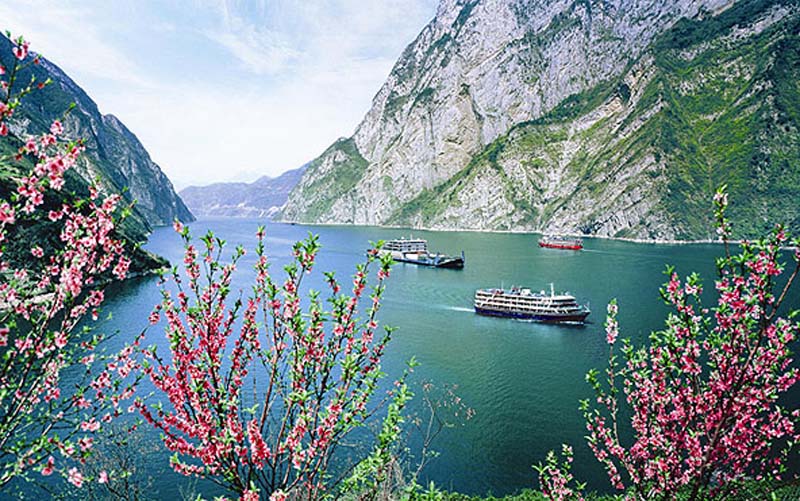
[473,284,590,323]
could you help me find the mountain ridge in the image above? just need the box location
[280,0,800,240]
[0,35,194,231]
[179,165,306,218]
[0,35,193,272]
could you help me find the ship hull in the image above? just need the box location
[474,306,589,323]
[394,256,465,269]
[379,248,465,269]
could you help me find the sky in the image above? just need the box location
[0,0,438,189]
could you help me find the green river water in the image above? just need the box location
[60,219,798,498]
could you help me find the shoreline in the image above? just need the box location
[191,216,796,250]
[273,218,729,246]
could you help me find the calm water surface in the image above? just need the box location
[87,219,799,498]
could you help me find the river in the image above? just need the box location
[82,219,799,498]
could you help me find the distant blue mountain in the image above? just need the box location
[179,165,307,218]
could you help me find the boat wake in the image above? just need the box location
[446,306,474,313]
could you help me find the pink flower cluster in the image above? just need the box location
[536,445,585,501]
[139,227,395,498]
[0,35,141,490]
[583,190,800,499]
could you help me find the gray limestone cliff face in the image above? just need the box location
[387,0,800,239]
[99,113,194,225]
[281,0,731,231]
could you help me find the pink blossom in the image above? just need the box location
[77,437,93,451]
[54,331,67,349]
[41,456,54,476]
[15,337,32,352]
[0,35,142,489]
[80,418,100,432]
[67,467,83,488]
[270,491,287,501]
[139,231,394,497]
[241,489,259,501]
[50,120,63,135]
[0,202,15,224]
[583,207,800,498]
[12,40,29,60]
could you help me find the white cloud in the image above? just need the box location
[203,12,302,76]
[0,1,154,90]
[109,76,377,189]
[0,0,438,187]
[207,30,300,75]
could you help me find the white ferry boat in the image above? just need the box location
[379,238,465,269]
[473,283,590,323]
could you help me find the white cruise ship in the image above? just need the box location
[379,238,465,269]
[473,284,590,323]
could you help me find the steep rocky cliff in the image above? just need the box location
[282,0,800,240]
[180,166,305,218]
[0,36,194,231]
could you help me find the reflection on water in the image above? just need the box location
[65,219,799,498]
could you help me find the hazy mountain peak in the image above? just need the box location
[179,165,307,219]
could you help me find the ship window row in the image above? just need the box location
[385,241,427,252]
[475,303,581,312]
[475,299,580,310]
[474,294,577,305]
[477,302,580,310]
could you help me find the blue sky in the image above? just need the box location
[0,0,438,188]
